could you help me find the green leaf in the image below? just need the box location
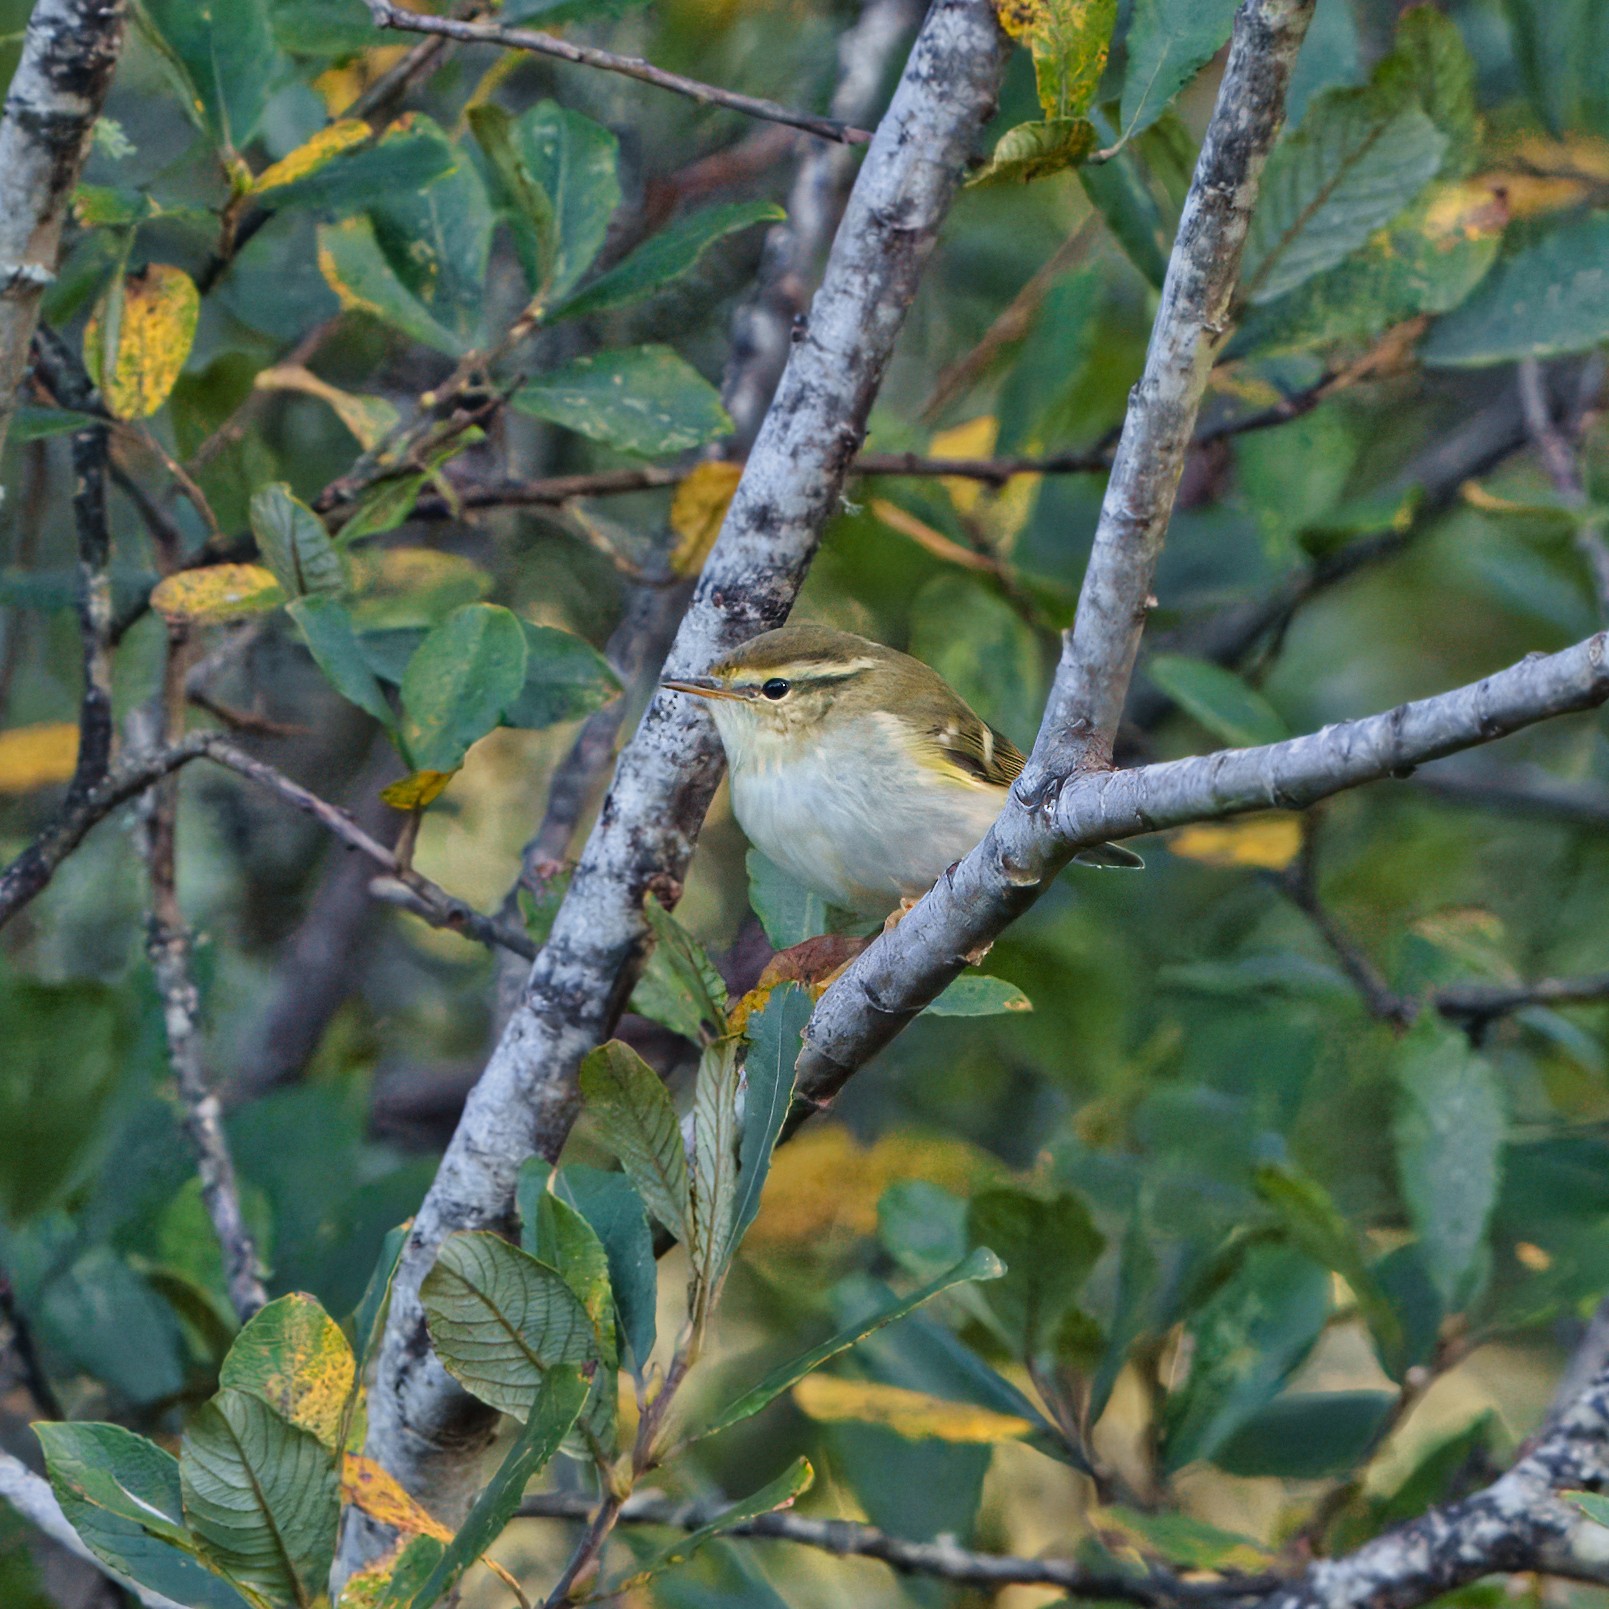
[347,1222,408,1368]
[180,1388,340,1608]
[1235,179,1504,355]
[1145,654,1288,747]
[1243,89,1447,303]
[1119,0,1239,141]
[289,595,396,730]
[694,1248,1006,1441]
[0,978,125,1222]
[36,1422,248,1609]
[579,1041,690,1243]
[1423,210,1609,368]
[1373,5,1479,177]
[689,1039,743,1302]
[399,603,529,774]
[555,1165,658,1373]
[910,572,1045,745]
[1393,1017,1505,1308]
[253,128,456,215]
[925,975,1034,1017]
[467,104,559,298]
[497,100,621,301]
[631,897,729,1044]
[1503,0,1609,141]
[968,118,1097,187]
[745,849,835,948]
[218,1292,356,1449]
[1564,1490,1609,1531]
[501,620,620,728]
[140,0,285,150]
[518,1159,617,1366]
[606,1459,815,1595]
[249,482,345,599]
[1160,1244,1330,1470]
[367,117,494,350]
[1253,1163,1405,1375]
[1215,1391,1394,1478]
[1089,1200,1159,1425]
[551,200,782,322]
[316,216,464,355]
[879,1180,971,1283]
[11,405,104,441]
[513,346,733,457]
[733,983,811,1243]
[403,1367,589,1609]
[1078,131,1169,286]
[967,1188,1103,1353]
[419,1231,597,1418]
[269,0,373,56]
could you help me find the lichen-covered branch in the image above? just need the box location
[0,0,126,474]
[355,0,1012,1541]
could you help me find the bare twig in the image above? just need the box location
[359,0,873,146]
[1434,971,1609,1026]
[0,0,127,476]
[354,0,1013,1545]
[0,1450,185,1609]
[515,1490,1266,1604]
[138,632,270,1325]
[0,1263,65,1422]
[1517,357,1609,617]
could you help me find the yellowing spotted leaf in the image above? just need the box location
[792,1375,1034,1443]
[670,460,743,577]
[1168,816,1302,871]
[220,1293,356,1448]
[149,563,286,625]
[380,769,457,810]
[82,265,200,420]
[0,723,78,793]
[992,0,1115,121]
[253,119,369,194]
[341,1454,452,1541]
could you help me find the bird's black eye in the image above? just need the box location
[761,678,790,700]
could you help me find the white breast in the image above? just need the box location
[715,708,1004,917]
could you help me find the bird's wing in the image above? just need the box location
[913,708,1025,789]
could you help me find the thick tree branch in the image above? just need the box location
[0,0,127,475]
[1029,0,1315,780]
[795,644,1609,1108]
[359,0,872,146]
[355,0,1012,1540]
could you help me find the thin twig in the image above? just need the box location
[0,1262,65,1421]
[1517,357,1609,617]
[137,631,270,1325]
[1434,971,1609,1026]
[515,1490,1270,1604]
[360,0,873,146]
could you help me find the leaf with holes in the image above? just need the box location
[420,1232,596,1419]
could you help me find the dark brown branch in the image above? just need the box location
[1434,971,1609,1026]
[359,0,872,146]
[514,1490,1271,1605]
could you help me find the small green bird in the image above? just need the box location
[663,624,1142,919]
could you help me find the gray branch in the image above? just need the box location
[797,633,1609,1104]
[352,0,1012,1545]
[0,0,127,474]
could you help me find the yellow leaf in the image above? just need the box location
[745,1125,1001,1251]
[0,723,78,793]
[792,1375,1034,1442]
[1509,131,1609,183]
[82,265,200,420]
[669,460,743,577]
[312,46,412,118]
[1472,170,1589,222]
[929,416,997,513]
[1168,816,1302,871]
[149,563,286,625]
[252,119,369,194]
[1417,180,1510,245]
[224,1294,356,1449]
[255,364,400,451]
[380,769,457,810]
[340,1454,452,1542]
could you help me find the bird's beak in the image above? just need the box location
[661,676,741,702]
